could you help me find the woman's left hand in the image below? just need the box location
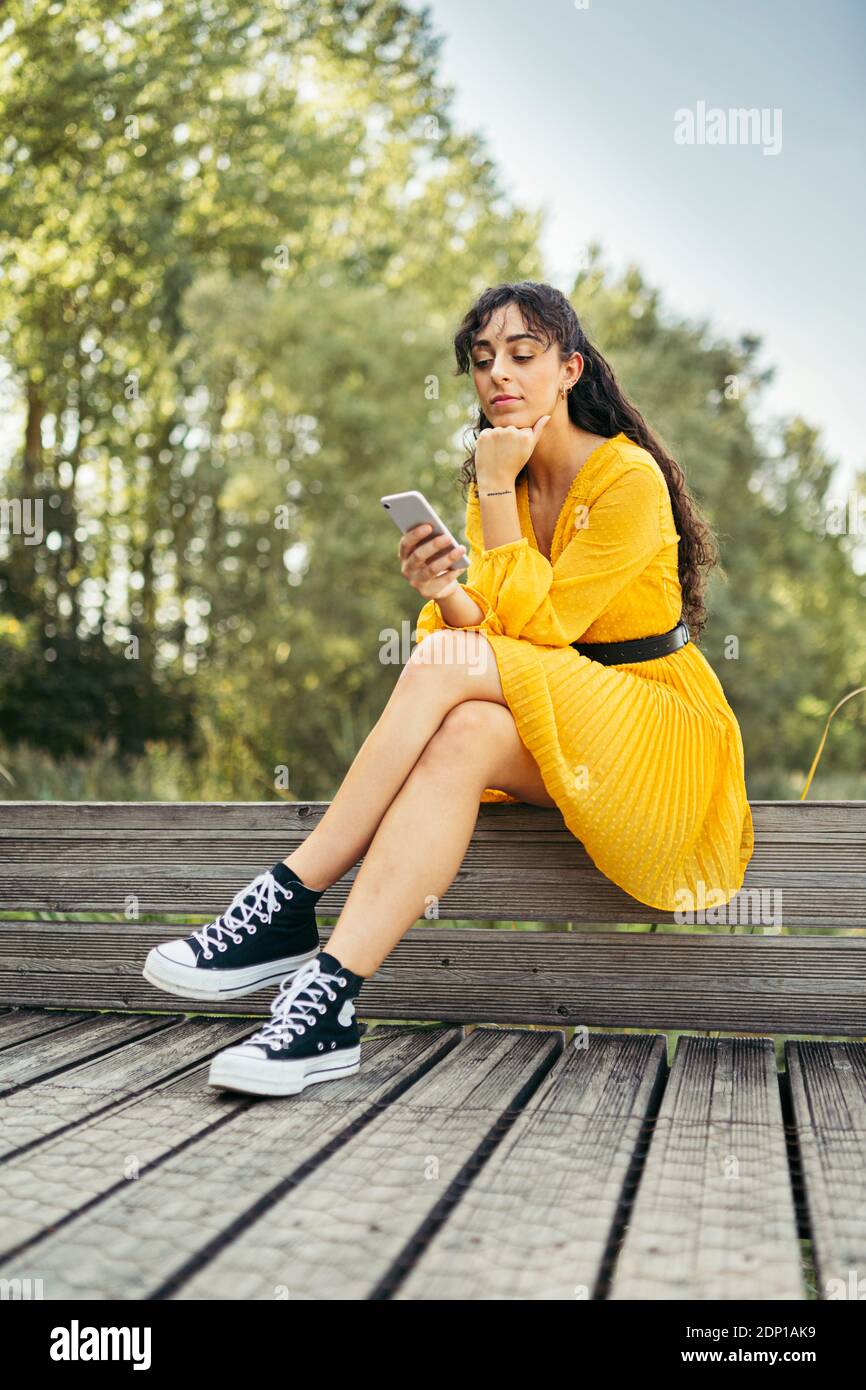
[474,415,551,487]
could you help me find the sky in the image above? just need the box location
[406,0,866,498]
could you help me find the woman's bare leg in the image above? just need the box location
[324,699,556,976]
[283,630,509,891]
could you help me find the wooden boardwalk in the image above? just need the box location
[2,798,865,1300]
[1,1004,863,1300]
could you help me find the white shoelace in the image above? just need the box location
[247,959,347,1050]
[193,870,293,957]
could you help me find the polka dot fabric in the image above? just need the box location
[415,432,755,913]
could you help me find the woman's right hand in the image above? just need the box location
[399,524,468,600]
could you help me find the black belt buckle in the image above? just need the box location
[571,617,689,665]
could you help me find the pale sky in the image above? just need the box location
[406,0,866,498]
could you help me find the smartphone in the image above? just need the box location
[380,489,468,572]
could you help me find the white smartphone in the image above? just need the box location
[380,489,468,572]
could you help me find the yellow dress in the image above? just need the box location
[415,431,754,913]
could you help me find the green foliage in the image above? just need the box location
[0,0,863,799]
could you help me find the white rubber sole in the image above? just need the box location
[142,943,320,1001]
[207,1045,362,1096]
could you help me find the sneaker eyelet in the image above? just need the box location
[330,1042,336,1048]
[203,951,213,961]
[248,926,257,934]
[217,943,227,953]
[317,1042,323,1050]
[338,977,346,987]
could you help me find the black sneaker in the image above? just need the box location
[142,862,323,1002]
[207,950,365,1096]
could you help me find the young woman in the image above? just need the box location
[143,281,754,1097]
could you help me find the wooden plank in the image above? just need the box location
[785,1039,866,1300]
[1,923,864,1035]
[609,1036,804,1299]
[2,798,864,841]
[392,1032,665,1300]
[172,1027,564,1299]
[0,1026,463,1298]
[0,1012,181,1096]
[0,1020,421,1260]
[0,1006,97,1051]
[0,1013,275,1161]
[1,800,864,925]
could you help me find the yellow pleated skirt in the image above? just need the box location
[479,635,754,914]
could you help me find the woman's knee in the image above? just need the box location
[434,702,556,805]
[401,627,495,682]
[420,699,517,765]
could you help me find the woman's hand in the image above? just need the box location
[474,414,551,487]
[400,525,468,601]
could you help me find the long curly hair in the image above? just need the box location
[452,280,721,641]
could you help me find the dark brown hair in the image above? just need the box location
[452,280,721,641]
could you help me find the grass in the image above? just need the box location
[2,734,865,803]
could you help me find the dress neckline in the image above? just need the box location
[518,431,627,563]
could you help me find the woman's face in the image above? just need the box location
[469,302,580,424]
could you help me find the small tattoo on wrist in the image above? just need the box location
[484,489,513,496]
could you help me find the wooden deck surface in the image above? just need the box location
[1,1005,863,1301]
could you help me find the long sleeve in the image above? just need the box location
[414,576,507,642]
[477,464,666,645]
[414,496,509,642]
[415,461,666,648]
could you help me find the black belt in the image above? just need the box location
[571,617,690,664]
